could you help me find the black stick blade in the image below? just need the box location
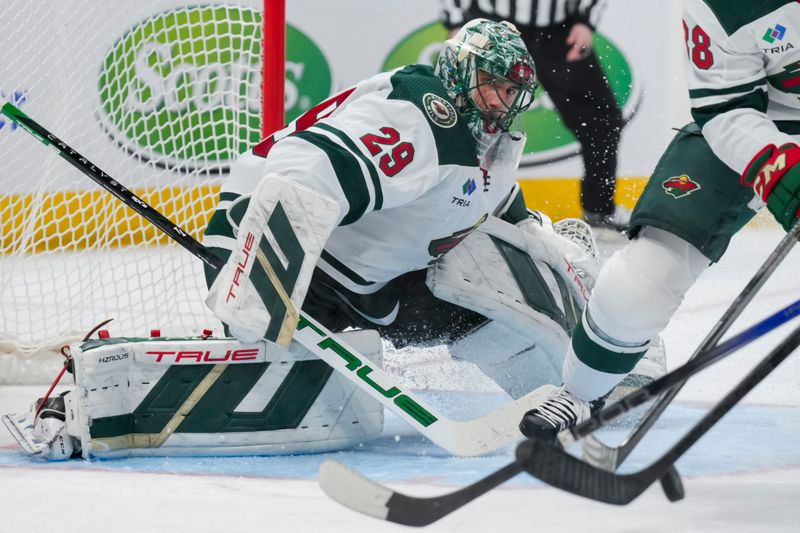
[516,439,658,505]
[319,459,522,527]
[659,466,685,502]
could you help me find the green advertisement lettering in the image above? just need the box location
[98,6,331,171]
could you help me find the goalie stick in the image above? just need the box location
[0,99,552,458]
[581,221,800,471]
[519,320,800,505]
[319,298,800,525]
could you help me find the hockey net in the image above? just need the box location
[0,1,278,382]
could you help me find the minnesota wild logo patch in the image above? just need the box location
[662,174,701,199]
[422,93,457,128]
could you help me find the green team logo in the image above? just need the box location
[98,6,331,172]
[383,23,640,166]
[662,174,701,199]
[422,92,457,128]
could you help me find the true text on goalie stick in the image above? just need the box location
[0,98,552,457]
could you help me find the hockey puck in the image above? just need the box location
[659,465,685,502]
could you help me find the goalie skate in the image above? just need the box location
[2,394,79,460]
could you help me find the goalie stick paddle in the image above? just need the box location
[581,221,800,471]
[519,321,800,505]
[319,298,800,525]
[0,99,554,458]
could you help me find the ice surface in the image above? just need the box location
[1,226,799,532]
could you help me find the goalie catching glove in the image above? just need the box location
[741,143,800,231]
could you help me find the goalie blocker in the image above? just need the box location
[2,330,384,460]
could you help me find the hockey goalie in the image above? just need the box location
[5,210,649,461]
[3,19,663,460]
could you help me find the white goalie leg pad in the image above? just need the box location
[206,174,340,345]
[514,212,600,295]
[431,215,593,397]
[481,215,597,304]
[64,331,383,459]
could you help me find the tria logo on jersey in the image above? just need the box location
[462,178,477,196]
[762,23,794,54]
[451,178,477,207]
[763,24,787,44]
[662,174,701,199]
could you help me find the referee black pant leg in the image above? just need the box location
[529,29,623,216]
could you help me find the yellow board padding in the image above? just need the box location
[1,175,778,256]
[1,184,221,254]
[2,177,650,255]
[517,176,649,221]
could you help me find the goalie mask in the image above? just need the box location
[435,18,537,156]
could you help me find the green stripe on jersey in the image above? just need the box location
[388,65,479,168]
[321,250,376,286]
[688,78,767,99]
[204,195,250,245]
[775,121,800,135]
[499,188,529,224]
[292,130,371,225]
[691,89,769,128]
[315,123,383,211]
[701,0,795,36]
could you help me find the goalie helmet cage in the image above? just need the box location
[0,0,284,383]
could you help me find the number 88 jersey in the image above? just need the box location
[683,0,800,176]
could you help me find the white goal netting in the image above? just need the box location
[0,0,271,382]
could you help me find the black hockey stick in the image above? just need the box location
[319,459,524,527]
[319,298,800,525]
[518,320,800,505]
[0,103,223,270]
[581,221,800,471]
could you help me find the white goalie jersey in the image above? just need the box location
[685,0,800,174]
[203,64,525,293]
